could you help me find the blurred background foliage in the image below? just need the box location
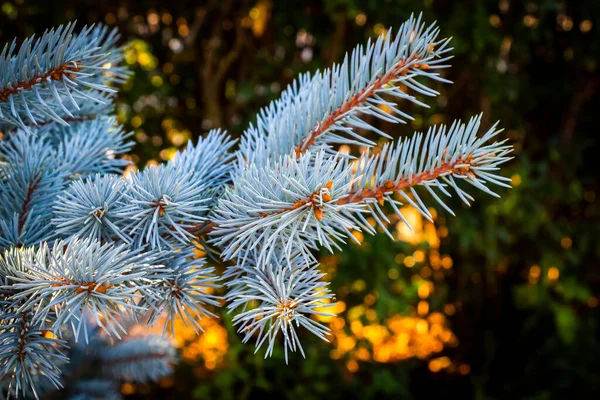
[1,0,599,399]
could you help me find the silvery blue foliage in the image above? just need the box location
[211,150,365,266]
[238,14,452,169]
[171,128,238,194]
[98,333,176,383]
[6,239,158,340]
[142,247,221,334]
[0,23,126,131]
[53,116,133,175]
[225,255,334,363]
[52,174,130,243]
[118,163,211,250]
[0,15,514,399]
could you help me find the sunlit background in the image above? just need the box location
[1,0,599,399]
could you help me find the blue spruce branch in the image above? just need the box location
[0,15,514,398]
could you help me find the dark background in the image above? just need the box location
[1,0,599,399]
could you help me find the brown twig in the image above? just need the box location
[0,62,83,102]
[18,172,42,237]
[337,155,474,206]
[294,57,430,157]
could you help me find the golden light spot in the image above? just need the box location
[348,305,364,321]
[414,250,425,263]
[330,317,345,330]
[148,12,159,25]
[374,24,386,36]
[438,226,448,238]
[247,2,270,37]
[162,13,173,25]
[131,115,142,128]
[355,347,370,361]
[429,359,441,372]
[418,283,430,299]
[459,364,471,375]
[511,174,522,186]
[557,14,573,31]
[249,7,260,19]
[561,237,572,249]
[355,13,367,26]
[366,309,377,321]
[121,383,135,395]
[421,266,432,279]
[580,20,593,32]
[388,268,399,280]
[346,359,359,372]
[43,331,55,339]
[416,320,428,334]
[444,304,456,316]
[151,75,163,87]
[489,14,501,28]
[396,207,423,244]
[378,104,392,114]
[178,24,189,37]
[523,15,538,28]
[339,145,351,155]
[365,294,376,306]
[529,265,541,284]
[350,320,364,337]
[441,256,453,269]
[547,267,559,281]
[352,230,364,244]
[137,52,152,66]
[404,256,416,268]
[417,301,429,316]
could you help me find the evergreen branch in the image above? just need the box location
[37,112,97,127]
[238,14,452,168]
[0,16,516,397]
[98,334,176,383]
[118,164,211,250]
[170,128,237,199]
[225,253,334,363]
[17,172,41,236]
[0,23,126,131]
[0,311,68,399]
[342,115,513,236]
[0,62,84,101]
[6,239,159,340]
[294,55,432,156]
[142,248,221,335]
[53,174,131,243]
[212,115,511,265]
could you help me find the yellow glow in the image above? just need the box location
[151,75,163,87]
[418,283,430,299]
[417,301,429,316]
[121,383,135,395]
[355,13,367,26]
[580,20,593,32]
[511,174,522,186]
[560,237,572,249]
[131,116,143,128]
